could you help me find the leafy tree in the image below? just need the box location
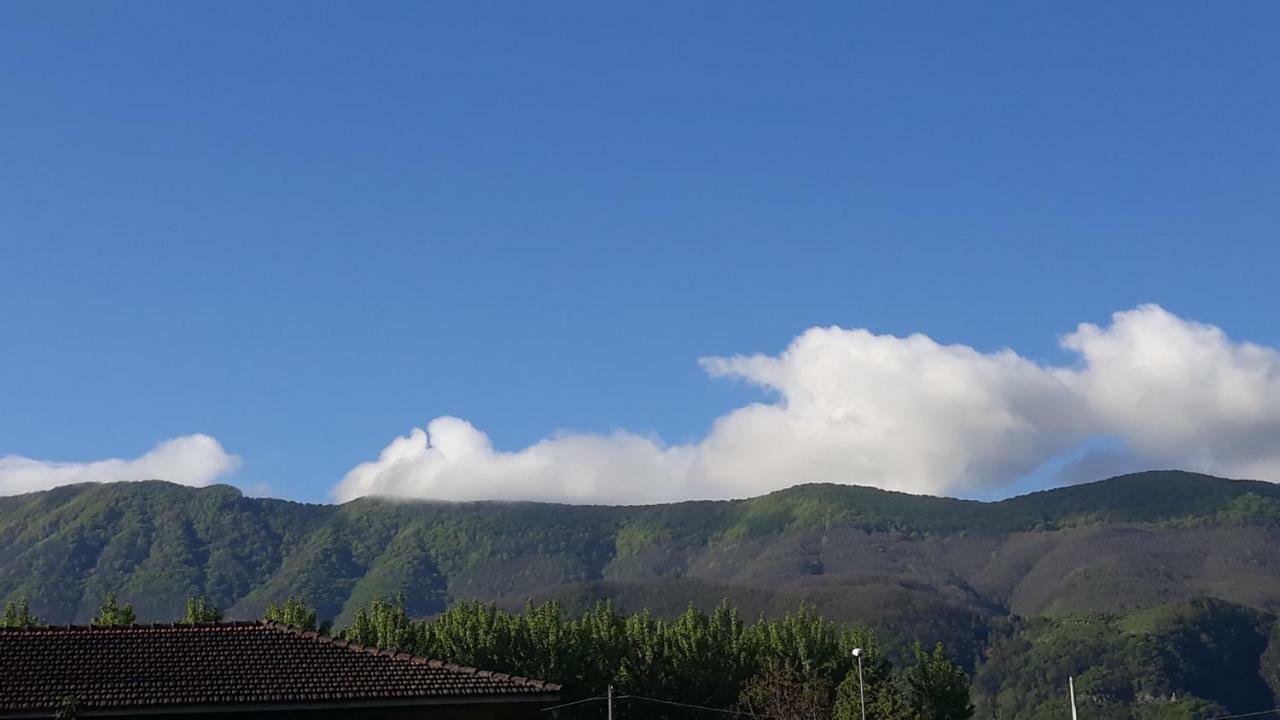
[183,596,222,623]
[905,643,974,720]
[737,661,836,720]
[264,596,317,631]
[835,647,909,720]
[2,597,40,627]
[337,594,966,720]
[91,594,136,626]
[345,594,419,651]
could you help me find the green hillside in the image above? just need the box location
[975,598,1280,720]
[7,471,1280,718]
[4,470,1280,634]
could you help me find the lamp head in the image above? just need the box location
[851,647,863,657]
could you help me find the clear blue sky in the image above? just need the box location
[2,2,1277,502]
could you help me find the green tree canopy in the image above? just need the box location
[2,598,40,627]
[183,596,222,624]
[264,596,317,631]
[338,595,974,719]
[91,593,136,626]
[835,645,908,720]
[905,642,975,720]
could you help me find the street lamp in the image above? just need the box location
[851,648,866,720]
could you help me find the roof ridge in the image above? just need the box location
[258,620,560,691]
[1,620,272,632]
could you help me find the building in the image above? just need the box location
[0,621,560,718]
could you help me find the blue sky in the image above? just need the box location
[2,2,1278,503]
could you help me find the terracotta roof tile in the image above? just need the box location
[0,621,559,716]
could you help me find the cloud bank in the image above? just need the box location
[335,305,1280,504]
[0,434,240,496]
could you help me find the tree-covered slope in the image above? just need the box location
[974,598,1280,720]
[10,470,1280,719]
[4,470,1280,636]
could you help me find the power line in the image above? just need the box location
[538,692,773,718]
[1200,709,1280,720]
[542,691,1280,720]
[539,695,608,713]
[617,694,774,719]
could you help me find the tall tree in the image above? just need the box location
[737,661,836,720]
[183,596,222,623]
[345,594,418,651]
[905,642,974,720]
[264,596,317,631]
[2,598,40,627]
[91,594,136,626]
[834,647,910,720]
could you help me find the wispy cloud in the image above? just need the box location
[335,305,1280,503]
[0,434,240,496]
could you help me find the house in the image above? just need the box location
[0,621,560,719]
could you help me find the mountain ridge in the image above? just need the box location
[5,470,1280,665]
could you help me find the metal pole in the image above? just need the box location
[607,683,613,720]
[857,654,866,720]
[1069,676,1078,720]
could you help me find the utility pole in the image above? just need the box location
[1069,676,1078,720]
[607,683,614,720]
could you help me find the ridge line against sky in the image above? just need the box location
[3,304,1279,504]
[4,2,1278,505]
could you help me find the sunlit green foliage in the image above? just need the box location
[91,593,135,626]
[339,595,970,719]
[183,596,222,623]
[2,597,40,627]
[264,595,317,631]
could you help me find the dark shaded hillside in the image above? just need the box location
[974,598,1280,720]
[5,470,1280,653]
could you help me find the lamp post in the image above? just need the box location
[852,648,866,720]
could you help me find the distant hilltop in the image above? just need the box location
[4,470,1280,656]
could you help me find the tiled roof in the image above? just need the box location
[0,621,559,716]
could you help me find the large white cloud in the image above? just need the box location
[1059,306,1280,481]
[337,418,696,505]
[0,434,240,496]
[336,304,1280,504]
[693,328,1089,498]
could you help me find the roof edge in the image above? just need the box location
[259,620,562,691]
[0,620,264,632]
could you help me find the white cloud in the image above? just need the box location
[336,417,696,505]
[1059,304,1280,481]
[336,305,1280,504]
[0,434,240,496]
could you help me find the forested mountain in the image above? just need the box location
[5,471,1280,636]
[7,470,1280,718]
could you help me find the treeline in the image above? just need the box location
[343,595,971,720]
[3,593,218,627]
[3,593,971,720]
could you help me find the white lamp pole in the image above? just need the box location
[1069,676,1078,720]
[852,648,867,720]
